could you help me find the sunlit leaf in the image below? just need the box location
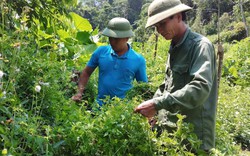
[69,12,92,32]
[92,27,99,36]
[57,29,71,39]
[39,40,52,48]
[38,30,54,39]
[229,66,238,78]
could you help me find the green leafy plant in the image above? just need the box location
[222,37,250,87]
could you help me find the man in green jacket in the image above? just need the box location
[134,0,218,152]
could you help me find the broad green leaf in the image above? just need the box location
[76,31,91,44]
[57,29,71,39]
[65,37,78,45]
[69,12,92,32]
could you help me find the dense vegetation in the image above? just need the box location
[0,0,249,155]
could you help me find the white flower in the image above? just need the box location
[35,85,41,92]
[39,81,50,86]
[15,13,20,19]
[58,42,65,48]
[0,70,4,79]
[2,91,6,99]
[91,35,99,43]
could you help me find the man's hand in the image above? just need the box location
[134,99,157,118]
[71,93,83,102]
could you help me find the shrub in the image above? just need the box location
[217,79,250,152]
[222,22,247,42]
[222,37,250,87]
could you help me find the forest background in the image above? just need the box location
[0,0,249,155]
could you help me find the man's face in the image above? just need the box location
[109,37,128,52]
[154,15,177,40]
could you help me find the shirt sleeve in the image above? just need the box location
[87,47,101,68]
[153,41,216,111]
[135,56,148,83]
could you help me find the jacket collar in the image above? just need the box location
[170,27,190,50]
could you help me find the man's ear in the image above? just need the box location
[177,13,182,22]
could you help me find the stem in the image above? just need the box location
[217,0,224,90]
[1,2,4,32]
[154,28,158,60]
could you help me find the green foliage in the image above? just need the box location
[133,1,153,43]
[0,4,249,155]
[70,98,156,155]
[191,4,205,35]
[232,0,250,22]
[221,22,247,42]
[0,0,77,30]
[78,0,144,31]
[133,34,169,87]
[126,82,156,100]
[204,13,218,35]
[152,114,203,155]
[0,37,73,155]
[217,79,250,152]
[222,37,250,87]
[219,12,232,32]
[0,5,98,155]
[52,97,204,155]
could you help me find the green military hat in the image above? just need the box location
[146,0,192,28]
[102,17,134,38]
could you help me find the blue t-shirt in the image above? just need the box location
[87,44,148,105]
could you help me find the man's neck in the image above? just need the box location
[116,44,128,56]
[172,23,187,46]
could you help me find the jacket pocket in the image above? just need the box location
[171,64,189,89]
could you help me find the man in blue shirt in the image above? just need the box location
[72,17,148,106]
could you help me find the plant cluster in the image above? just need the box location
[222,37,250,87]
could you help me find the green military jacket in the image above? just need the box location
[153,28,218,150]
